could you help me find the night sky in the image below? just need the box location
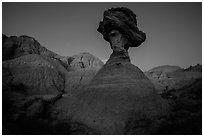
[2,2,202,71]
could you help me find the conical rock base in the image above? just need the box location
[52,53,169,134]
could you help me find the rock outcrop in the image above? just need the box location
[2,34,104,134]
[64,52,104,92]
[184,64,202,72]
[2,35,104,95]
[158,77,202,134]
[3,54,66,95]
[2,34,57,60]
[51,7,169,135]
[145,65,202,93]
[97,7,146,60]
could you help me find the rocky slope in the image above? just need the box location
[2,34,57,60]
[145,65,202,93]
[158,77,202,134]
[51,53,169,134]
[3,54,66,95]
[2,34,104,134]
[63,52,104,93]
[143,65,202,134]
[2,34,104,95]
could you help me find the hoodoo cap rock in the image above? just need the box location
[97,7,146,47]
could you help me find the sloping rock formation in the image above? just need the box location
[64,52,104,92]
[2,34,57,61]
[147,65,181,74]
[51,7,169,134]
[2,34,104,134]
[145,65,202,93]
[2,35,104,95]
[184,64,202,72]
[3,54,66,95]
[158,78,202,134]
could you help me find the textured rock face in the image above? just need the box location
[69,52,103,71]
[184,64,202,72]
[2,35,104,95]
[159,78,202,134]
[2,34,104,134]
[145,65,202,92]
[52,7,169,134]
[147,65,181,74]
[2,34,57,60]
[97,7,146,60]
[97,7,146,48]
[64,52,104,92]
[3,54,66,95]
[53,60,168,134]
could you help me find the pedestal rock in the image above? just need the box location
[52,7,169,134]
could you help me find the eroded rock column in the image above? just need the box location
[51,7,169,135]
[97,7,146,61]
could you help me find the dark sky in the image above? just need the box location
[2,2,202,71]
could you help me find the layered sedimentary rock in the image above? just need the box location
[64,52,104,92]
[52,7,169,134]
[2,35,104,134]
[2,35,104,95]
[145,65,202,93]
[159,77,202,134]
[2,34,57,61]
[97,7,146,60]
[3,54,66,95]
